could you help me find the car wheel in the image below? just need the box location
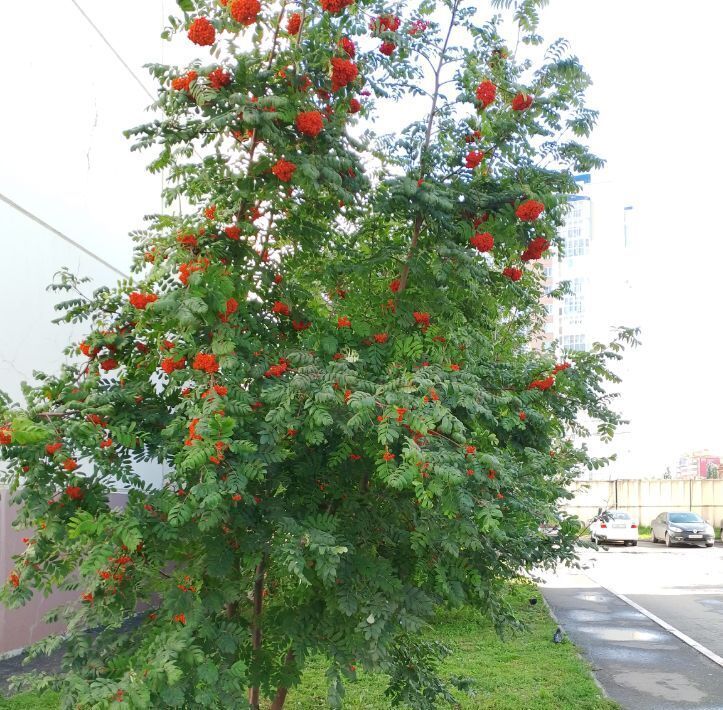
[652,532,658,543]
[706,542,714,548]
[631,541,638,547]
[665,532,672,548]
[623,541,631,547]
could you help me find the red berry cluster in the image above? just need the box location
[296,110,324,137]
[320,0,355,13]
[272,159,296,182]
[475,80,497,108]
[521,237,550,262]
[188,17,216,46]
[128,292,158,310]
[470,232,494,253]
[230,0,261,25]
[208,67,232,89]
[338,37,355,58]
[370,14,401,55]
[512,93,533,111]
[331,58,358,92]
[465,150,485,169]
[286,12,302,34]
[192,353,220,374]
[171,71,197,92]
[515,199,545,221]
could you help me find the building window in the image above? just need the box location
[544,303,554,333]
[563,278,584,316]
[561,334,586,351]
[563,199,591,258]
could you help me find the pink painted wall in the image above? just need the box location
[0,488,128,656]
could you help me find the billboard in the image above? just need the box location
[698,456,720,478]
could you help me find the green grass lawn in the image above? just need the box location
[1,584,617,709]
[0,691,60,709]
[637,525,653,539]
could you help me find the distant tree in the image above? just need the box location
[706,463,719,479]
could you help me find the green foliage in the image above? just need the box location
[0,0,633,707]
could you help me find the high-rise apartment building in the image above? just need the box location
[540,173,639,478]
[541,174,634,348]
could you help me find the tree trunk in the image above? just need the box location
[270,649,295,710]
[248,554,267,709]
[270,686,290,710]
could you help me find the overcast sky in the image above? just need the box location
[1,0,721,474]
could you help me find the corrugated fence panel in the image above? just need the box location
[563,479,723,526]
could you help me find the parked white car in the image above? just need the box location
[590,510,639,546]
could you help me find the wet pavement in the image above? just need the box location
[0,647,62,695]
[542,543,723,710]
[582,541,723,659]
[0,616,142,696]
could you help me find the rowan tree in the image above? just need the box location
[0,0,635,707]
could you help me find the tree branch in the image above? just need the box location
[396,0,461,295]
[235,1,288,223]
[420,0,461,175]
[266,0,288,71]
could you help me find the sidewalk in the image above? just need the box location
[0,648,61,695]
[542,568,723,710]
[0,615,141,695]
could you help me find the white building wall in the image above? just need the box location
[0,1,183,487]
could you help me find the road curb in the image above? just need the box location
[538,587,615,703]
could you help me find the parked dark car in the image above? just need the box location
[651,511,715,548]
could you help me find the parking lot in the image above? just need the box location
[543,540,723,709]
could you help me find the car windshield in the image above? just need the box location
[669,513,704,523]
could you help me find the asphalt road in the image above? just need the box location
[582,539,723,658]
[542,540,723,710]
